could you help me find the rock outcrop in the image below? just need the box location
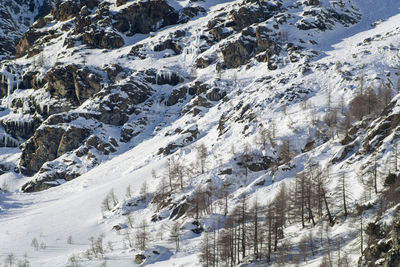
[82,29,125,49]
[92,80,153,125]
[15,30,43,58]
[19,118,92,176]
[44,64,103,104]
[0,0,365,193]
[113,0,177,35]
[221,27,278,68]
[0,0,55,58]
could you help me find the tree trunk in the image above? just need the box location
[322,188,334,226]
[342,174,348,216]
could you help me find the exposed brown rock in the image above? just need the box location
[19,124,91,176]
[44,64,103,104]
[52,1,80,21]
[221,38,255,68]
[113,0,176,35]
[104,64,125,82]
[95,81,152,125]
[135,254,146,264]
[154,39,182,54]
[82,30,125,49]
[206,88,226,102]
[51,0,88,21]
[166,87,187,106]
[85,135,117,155]
[116,0,127,7]
[195,57,214,69]
[15,30,42,58]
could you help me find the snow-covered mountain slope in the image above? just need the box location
[0,0,55,60]
[0,0,368,192]
[0,0,399,266]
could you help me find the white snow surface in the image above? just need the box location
[0,0,400,266]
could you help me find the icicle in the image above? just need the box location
[7,77,11,108]
[156,69,162,85]
[23,100,28,113]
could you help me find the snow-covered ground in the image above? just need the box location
[0,0,400,266]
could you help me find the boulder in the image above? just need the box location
[116,0,127,7]
[85,135,117,155]
[51,0,99,30]
[135,254,146,264]
[256,26,274,52]
[94,81,152,125]
[180,6,206,21]
[44,64,103,104]
[15,30,43,58]
[362,113,400,153]
[191,221,204,234]
[307,0,319,5]
[220,26,278,68]
[20,71,45,90]
[112,224,122,231]
[207,1,278,43]
[113,0,177,35]
[36,0,56,19]
[51,0,82,21]
[248,156,273,172]
[84,0,99,9]
[44,64,79,101]
[32,17,47,29]
[120,118,147,142]
[104,64,125,82]
[74,15,92,34]
[191,81,209,96]
[82,29,125,49]
[158,126,198,155]
[57,127,91,156]
[19,123,91,176]
[169,202,189,219]
[195,57,214,69]
[218,168,232,175]
[166,87,187,106]
[296,7,359,31]
[206,88,226,102]
[208,21,232,42]
[44,112,99,126]
[153,39,182,55]
[221,38,255,68]
[19,126,64,176]
[74,68,103,103]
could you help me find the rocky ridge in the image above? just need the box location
[0,0,399,266]
[0,0,56,59]
[0,0,363,191]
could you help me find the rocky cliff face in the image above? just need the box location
[0,0,56,59]
[0,0,377,193]
[0,0,400,266]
